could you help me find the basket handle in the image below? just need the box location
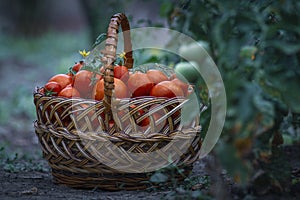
[102,13,133,125]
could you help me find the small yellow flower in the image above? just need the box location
[79,49,90,58]
[119,51,126,59]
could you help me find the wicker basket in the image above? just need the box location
[33,13,202,191]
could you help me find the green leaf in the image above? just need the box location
[253,93,274,127]
[283,131,294,144]
[160,2,173,17]
[216,142,250,184]
[149,172,168,183]
[268,146,291,189]
[266,41,300,55]
[240,45,258,58]
[237,84,256,124]
[114,56,124,66]
[280,79,300,113]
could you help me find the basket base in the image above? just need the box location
[51,166,192,191]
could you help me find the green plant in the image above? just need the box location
[161,0,300,195]
[0,145,48,173]
[148,162,212,199]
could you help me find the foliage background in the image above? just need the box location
[160,0,300,194]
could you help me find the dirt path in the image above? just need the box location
[0,159,208,200]
[0,115,299,199]
[1,169,167,200]
[1,145,300,199]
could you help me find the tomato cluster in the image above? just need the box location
[40,61,193,133]
[41,62,191,100]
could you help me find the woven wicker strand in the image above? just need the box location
[33,13,202,190]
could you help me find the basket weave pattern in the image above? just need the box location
[33,13,202,190]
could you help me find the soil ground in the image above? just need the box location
[1,141,299,199]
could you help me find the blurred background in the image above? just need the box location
[0,0,299,198]
[0,0,166,155]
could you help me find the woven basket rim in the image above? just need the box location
[35,120,201,141]
[34,87,186,102]
[34,89,201,141]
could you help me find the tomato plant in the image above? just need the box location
[174,61,200,84]
[163,0,300,195]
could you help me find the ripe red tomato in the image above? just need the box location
[44,81,62,96]
[48,74,72,90]
[92,78,128,100]
[72,61,84,73]
[127,72,154,97]
[146,70,168,84]
[114,65,129,83]
[73,70,94,97]
[150,81,184,98]
[58,86,80,98]
[171,78,189,96]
